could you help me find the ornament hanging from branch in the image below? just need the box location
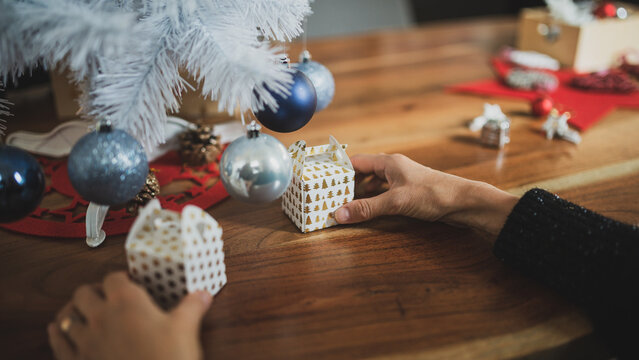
[67,122,149,206]
[0,87,46,223]
[293,19,335,112]
[220,121,292,203]
[0,145,46,223]
[294,50,335,112]
[254,56,317,133]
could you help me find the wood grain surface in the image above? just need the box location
[1,16,638,359]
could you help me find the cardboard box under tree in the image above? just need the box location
[49,68,230,122]
[282,136,355,233]
[517,5,639,72]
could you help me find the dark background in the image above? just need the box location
[410,0,639,22]
[411,0,546,22]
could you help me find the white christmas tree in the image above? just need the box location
[0,0,311,145]
[545,0,594,25]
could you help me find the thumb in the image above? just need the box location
[171,291,212,330]
[335,192,394,224]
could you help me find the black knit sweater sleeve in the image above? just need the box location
[493,188,639,357]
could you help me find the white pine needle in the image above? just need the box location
[91,16,189,146]
[0,84,11,138]
[0,1,40,84]
[545,0,594,26]
[177,7,295,115]
[0,0,137,83]
[223,0,312,41]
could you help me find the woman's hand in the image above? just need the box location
[48,272,211,360]
[335,154,519,238]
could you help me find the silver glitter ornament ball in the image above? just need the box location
[220,122,292,203]
[67,123,149,206]
[294,50,335,112]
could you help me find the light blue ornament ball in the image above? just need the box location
[293,51,335,111]
[220,123,292,203]
[67,124,148,206]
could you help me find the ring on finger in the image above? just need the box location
[59,316,73,333]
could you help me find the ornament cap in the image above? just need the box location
[299,50,312,63]
[97,120,113,133]
[280,56,291,68]
[247,121,262,138]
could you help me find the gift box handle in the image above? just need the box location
[153,217,179,230]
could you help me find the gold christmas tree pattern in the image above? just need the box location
[125,199,226,309]
[282,135,355,233]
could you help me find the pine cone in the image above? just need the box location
[126,170,160,214]
[179,125,222,166]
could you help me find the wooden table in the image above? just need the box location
[2,16,639,359]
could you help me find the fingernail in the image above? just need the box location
[198,291,212,306]
[335,207,350,223]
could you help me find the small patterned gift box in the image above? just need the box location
[282,135,355,233]
[480,118,510,149]
[125,199,226,309]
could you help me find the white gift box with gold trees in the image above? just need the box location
[282,136,355,233]
[125,200,227,309]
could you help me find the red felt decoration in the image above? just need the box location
[0,150,229,238]
[571,71,638,93]
[531,95,554,116]
[449,58,639,131]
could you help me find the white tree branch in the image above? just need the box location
[91,16,188,146]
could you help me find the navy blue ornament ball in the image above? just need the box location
[0,145,46,223]
[255,70,317,133]
[67,124,148,206]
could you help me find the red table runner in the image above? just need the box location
[449,58,639,131]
